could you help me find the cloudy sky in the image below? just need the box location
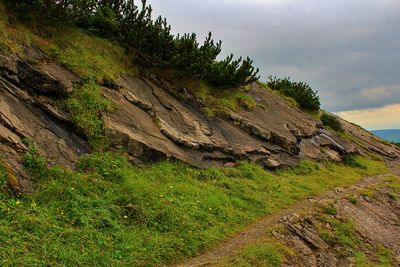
[150,0,399,130]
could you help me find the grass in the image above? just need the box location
[182,80,257,118]
[0,160,8,198]
[62,81,114,148]
[0,145,389,266]
[222,238,292,267]
[353,245,393,267]
[38,27,135,84]
[318,215,359,249]
[0,4,33,53]
[0,3,133,84]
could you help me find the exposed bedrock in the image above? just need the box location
[0,50,399,191]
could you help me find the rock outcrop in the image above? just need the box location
[1,48,399,192]
[275,172,400,267]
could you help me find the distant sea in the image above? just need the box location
[371,129,400,143]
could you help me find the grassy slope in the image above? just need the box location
[222,176,400,267]
[0,4,393,266]
[0,150,388,266]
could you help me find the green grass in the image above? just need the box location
[38,28,134,84]
[223,238,291,267]
[353,246,394,267]
[318,215,359,249]
[0,147,388,266]
[183,80,257,117]
[62,81,114,148]
[0,6,134,84]
[0,160,8,198]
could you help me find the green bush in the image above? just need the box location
[342,155,367,169]
[4,0,259,88]
[266,76,320,112]
[320,112,343,132]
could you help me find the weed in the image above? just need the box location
[63,81,114,148]
[201,107,215,120]
[0,151,388,266]
[0,160,9,198]
[348,196,358,205]
[343,155,367,169]
[376,245,393,266]
[40,28,134,83]
[225,238,291,267]
[353,251,373,267]
[321,204,338,215]
[388,191,397,200]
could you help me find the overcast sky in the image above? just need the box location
[149,0,399,130]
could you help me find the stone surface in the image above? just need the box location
[1,49,399,192]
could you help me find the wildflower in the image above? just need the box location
[16,200,21,205]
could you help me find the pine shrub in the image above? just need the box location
[267,76,320,112]
[4,0,259,88]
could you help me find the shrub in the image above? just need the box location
[4,0,259,88]
[320,112,343,132]
[342,155,367,169]
[266,76,320,112]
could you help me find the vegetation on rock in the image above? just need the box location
[3,0,259,88]
[266,76,321,112]
[321,112,344,133]
[63,82,114,148]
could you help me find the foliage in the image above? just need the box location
[343,155,367,169]
[205,54,259,88]
[185,80,257,117]
[227,238,290,267]
[4,0,259,88]
[63,82,114,148]
[40,28,131,84]
[321,203,338,215]
[321,112,343,132]
[266,76,320,112]
[0,149,387,265]
[318,215,359,249]
[3,0,83,26]
[0,160,8,199]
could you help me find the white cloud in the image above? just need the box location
[335,103,400,130]
[149,0,400,111]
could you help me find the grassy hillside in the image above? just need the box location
[0,2,395,266]
[0,145,388,265]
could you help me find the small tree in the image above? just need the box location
[267,76,320,112]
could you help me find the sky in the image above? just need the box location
[149,0,400,130]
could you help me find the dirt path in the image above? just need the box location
[177,159,400,267]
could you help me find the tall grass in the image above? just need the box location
[0,149,388,266]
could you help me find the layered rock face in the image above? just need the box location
[1,49,399,192]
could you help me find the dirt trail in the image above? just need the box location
[177,159,400,267]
